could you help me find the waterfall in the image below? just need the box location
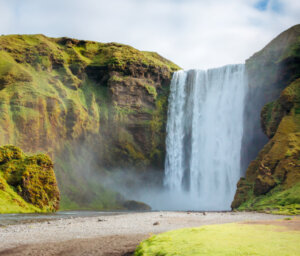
[164,64,247,211]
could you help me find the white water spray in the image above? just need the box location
[164,64,247,210]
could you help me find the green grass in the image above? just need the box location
[0,174,42,213]
[238,183,300,215]
[142,51,181,72]
[135,222,300,256]
[68,40,181,72]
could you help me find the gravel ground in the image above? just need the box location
[0,211,289,256]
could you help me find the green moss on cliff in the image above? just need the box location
[83,42,180,72]
[0,145,60,213]
[238,183,300,215]
[233,25,300,214]
[143,84,157,99]
[142,51,180,72]
[261,101,283,138]
[0,34,180,210]
[233,78,300,215]
[0,34,179,151]
[0,174,41,213]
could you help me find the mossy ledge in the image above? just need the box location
[0,145,60,213]
[0,34,180,209]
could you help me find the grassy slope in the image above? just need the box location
[135,221,300,256]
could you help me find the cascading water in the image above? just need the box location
[164,64,247,211]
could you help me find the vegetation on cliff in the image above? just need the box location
[0,145,60,213]
[233,25,300,215]
[3,26,298,213]
[233,78,300,214]
[0,34,180,209]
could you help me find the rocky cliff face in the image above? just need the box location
[233,25,300,214]
[241,24,300,172]
[0,145,60,213]
[0,34,180,209]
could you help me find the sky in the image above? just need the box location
[0,0,299,69]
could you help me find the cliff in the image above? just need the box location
[2,27,298,213]
[0,145,60,213]
[232,25,300,214]
[0,34,180,209]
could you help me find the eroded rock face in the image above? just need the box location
[0,145,60,212]
[0,34,180,209]
[232,25,300,214]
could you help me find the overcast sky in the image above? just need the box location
[0,0,299,69]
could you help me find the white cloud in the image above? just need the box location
[0,0,299,69]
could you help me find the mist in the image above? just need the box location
[53,63,269,212]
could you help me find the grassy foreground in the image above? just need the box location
[135,221,300,256]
